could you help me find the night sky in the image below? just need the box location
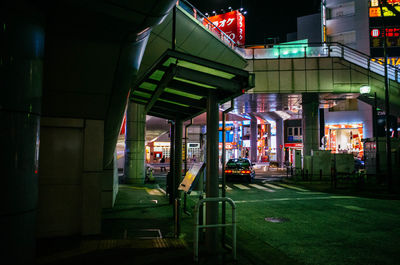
[190,0,321,45]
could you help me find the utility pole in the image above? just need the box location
[378,0,392,189]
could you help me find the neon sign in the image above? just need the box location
[370,27,400,47]
[371,28,380,37]
[370,27,400,37]
[369,0,400,17]
[204,10,245,45]
[371,57,400,66]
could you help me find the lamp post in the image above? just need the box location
[360,86,380,175]
[378,0,392,189]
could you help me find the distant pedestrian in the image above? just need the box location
[192,155,197,163]
[160,156,166,172]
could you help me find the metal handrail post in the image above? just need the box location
[221,100,234,245]
[194,197,236,262]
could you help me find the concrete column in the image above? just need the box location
[250,115,258,162]
[124,102,146,184]
[0,6,44,264]
[302,93,320,156]
[173,119,183,200]
[206,91,219,253]
[173,119,183,235]
[276,118,284,166]
[168,121,175,204]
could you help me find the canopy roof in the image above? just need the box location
[131,49,255,120]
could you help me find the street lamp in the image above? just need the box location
[360,85,380,175]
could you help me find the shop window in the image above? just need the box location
[288,127,302,136]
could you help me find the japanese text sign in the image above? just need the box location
[204,10,245,45]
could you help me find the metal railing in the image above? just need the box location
[178,0,239,49]
[236,42,400,83]
[178,1,400,83]
[193,197,236,262]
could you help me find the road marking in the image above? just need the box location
[249,184,275,192]
[235,195,360,204]
[233,184,250,190]
[296,191,324,195]
[263,183,284,190]
[335,204,366,211]
[219,184,232,190]
[278,183,308,191]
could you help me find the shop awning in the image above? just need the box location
[130,49,255,120]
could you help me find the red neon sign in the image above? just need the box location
[371,28,380,37]
[370,27,400,37]
[204,10,245,45]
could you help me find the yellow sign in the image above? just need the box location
[369,6,400,17]
[371,57,400,66]
[178,162,204,193]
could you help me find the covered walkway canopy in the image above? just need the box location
[131,49,254,120]
[128,49,254,251]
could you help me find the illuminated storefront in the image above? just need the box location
[284,143,303,165]
[324,123,364,158]
[219,121,242,160]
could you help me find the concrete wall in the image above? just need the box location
[297,13,322,43]
[38,118,116,237]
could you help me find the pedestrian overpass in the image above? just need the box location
[236,43,400,115]
[143,0,400,116]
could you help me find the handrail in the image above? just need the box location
[193,197,236,262]
[178,1,400,83]
[236,42,400,83]
[178,0,239,49]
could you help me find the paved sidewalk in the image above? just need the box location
[36,183,259,265]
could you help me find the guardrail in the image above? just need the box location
[193,197,236,262]
[236,42,400,83]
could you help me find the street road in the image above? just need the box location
[218,178,400,265]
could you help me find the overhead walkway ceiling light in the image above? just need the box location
[360,85,371,95]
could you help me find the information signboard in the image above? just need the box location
[178,162,204,193]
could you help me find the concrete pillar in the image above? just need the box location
[250,115,258,162]
[173,119,183,234]
[168,121,175,203]
[0,6,44,264]
[302,93,320,156]
[38,118,103,237]
[206,91,219,253]
[173,119,183,200]
[276,118,284,166]
[124,102,146,184]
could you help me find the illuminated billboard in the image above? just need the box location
[204,10,245,45]
[370,27,400,47]
[371,57,400,66]
[369,0,400,17]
